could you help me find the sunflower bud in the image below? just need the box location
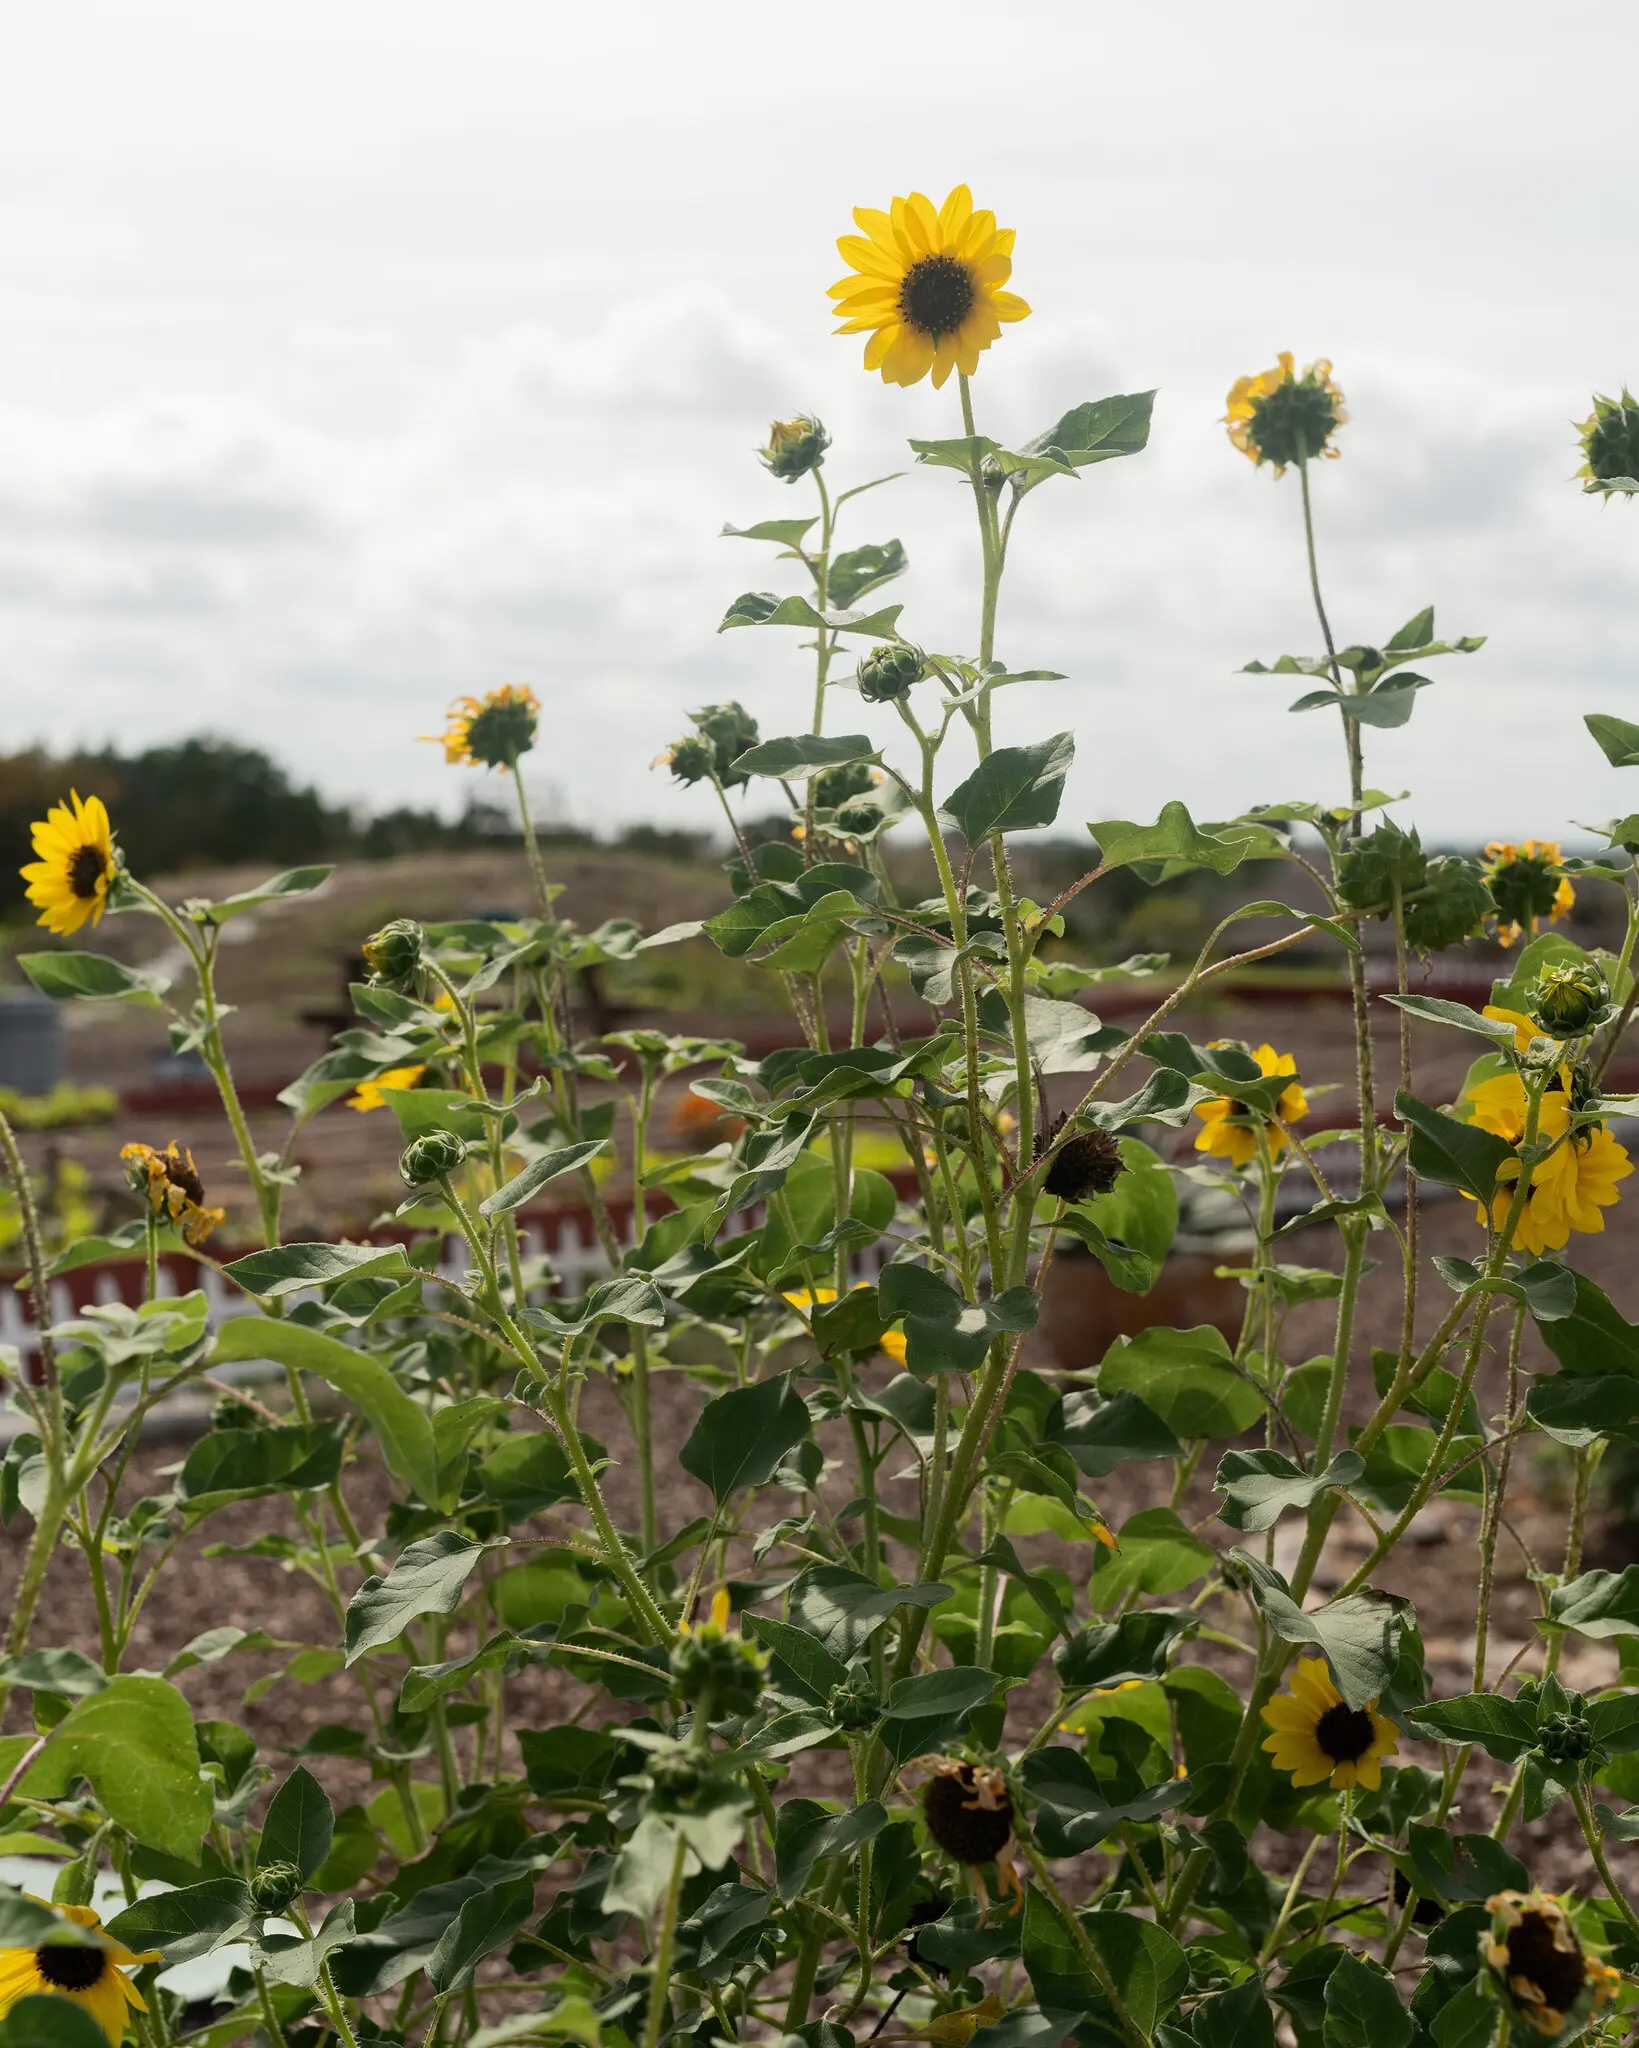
[1335,821,1427,920]
[1577,388,1639,490]
[400,1129,469,1186]
[211,1393,260,1432]
[826,1672,882,1732]
[249,1860,305,1914]
[759,415,829,483]
[687,701,761,789]
[813,761,876,810]
[1529,961,1609,1040]
[670,1593,767,1717]
[1535,1707,1598,1770]
[1042,1129,1127,1203]
[1484,840,1572,937]
[362,918,424,991]
[1401,855,1489,954]
[857,643,927,705]
[646,1746,713,1812]
[660,735,716,786]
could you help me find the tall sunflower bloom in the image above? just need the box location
[829,186,1030,390]
[1483,840,1574,949]
[1192,1042,1308,1170]
[1465,1072,1631,1255]
[1260,1656,1398,1793]
[20,791,118,937]
[119,1141,227,1247]
[427,685,540,768]
[0,1901,161,2045]
[1224,353,1347,473]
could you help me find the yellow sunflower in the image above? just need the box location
[426,684,540,768]
[829,185,1030,390]
[1192,1042,1309,1170]
[20,791,117,936]
[1224,354,1347,473]
[119,1140,227,1247]
[0,1901,161,2045]
[1483,840,1574,949]
[1260,1655,1398,1793]
[347,1063,429,1114]
[1466,1072,1631,1255]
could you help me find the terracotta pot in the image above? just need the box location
[1035,1247,1244,1372]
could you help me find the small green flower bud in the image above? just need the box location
[211,1393,260,1432]
[646,1747,712,1811]
[400,1128,469,1186]
[1535,1707,1597,1769]
[759,415,829,483]
[1335,822,1428,920]
[1529,961,1609,1039]
[1578,387,1639,490]
[857,643,927,705]
[1401,855,1489,954]
[826,1673,882,1732]
[362,918,424,990]
[660,735,716,785]
[813,761,876,810]
[249,1860,305,1914]
[670,1618,768,1718]
[688,701,761,789]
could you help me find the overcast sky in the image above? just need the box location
[5,2,1639,852]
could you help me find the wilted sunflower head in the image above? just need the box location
[428,685,540,769]
[20,791,119,938]
[1041,1126,1126,1204]
[1482,1889,1621,2040]
[119,1140,226,1247]
[830,184,1030,390]
[0,1899,161,2046]
[1224,353,1347,473]
[1483,840,1574,947]
[760,415,830,482]
[1577,388,1639,491]
[921,1758,1015,1866]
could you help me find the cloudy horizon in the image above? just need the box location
[5,2,1639,855]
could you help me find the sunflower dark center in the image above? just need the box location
[35,1944,109,1991]
[164,1150,207,1205]
[1314,1701,1376,1765]
[1506,1912,1585,2015]
[68,844,109,900]
[899,254,976,340]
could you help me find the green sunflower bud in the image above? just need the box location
[249,1860,305,1914]
[857,643,927,705]
[1485,842,1568,931]
[1530,961,1609,1039]
[670,1622,768,1718]
[400,1128,469,1186]
[1335,821,1428,919]
[646,1747,713,1811]
[1535,1707,1597,1770]
[759,415,829,483]
[211,1393,260,1432]
[813,761,876,810]
[661,735,716,786]
[361,918,424,991]
[1227,355,1347,473]
[1577,387,1639,491]
[688,701,761,789]
[1401,855,1489,954]
[826,1672,882,1732]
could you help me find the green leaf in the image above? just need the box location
[1167,1978,1274,2048]
[1020,1886,1099,2012]
[731,734,879,781]
[213,1316,438,1503]
[785,1566,950,1658]
[1380,996,1518,1044]
[1099,1324,1266,1440]
[721,516,817,547]
[220,1240,410,1300]
[1546,1566,1639,1639]
[1057,1609,1196,1690]
[1406,1693,1538,1761]
[1020,392,1156,469]
[1050,1390,1183,1481]
[1586,712,1639,768]
[17,951,170,1007]
[0,1997,110,2048]
[1089,1508,1214,1607]
[878,1666,997,1740]
[193,865,333,925]
[1234,1553,1411,1709]
[0,1648,107,1697]
[679,1372,811,1501]
[1088,801,1285,876]
[1216,1449,1365,1533]
[1291,676,1433,727]
[745,1615,849,1707]
[1426,1976,1499,2048]
[258,1764,334,1880]
[526,1273,666,1340]
[1395,1090,1513,1203]
[774,1799,888,1900]
[478,1140,606,1219]
[177,1421,347,1506]
[828,539,907,609]
[21,1676,210,1860]
[877,1266,1039,1375]
[718,590,903,638]
[477,1432,584,1520]
[1322,1952,1413,2048]
[941,732,1074,841]
[1534,1272,1639,1377]
[345,1532,505,1662]
[105,1877,254,1965]
[1022,1747,1192,1857]
[0,1894,74,1947]
[427,1876,538,1994]
[1526,1372,1639,1446]
[1404,1824,1528,1904]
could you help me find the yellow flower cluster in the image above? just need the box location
[1465,1042,1632,1258]
[1192,1043,1308,1170]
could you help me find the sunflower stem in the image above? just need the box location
[1573,1781,1639,1944]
